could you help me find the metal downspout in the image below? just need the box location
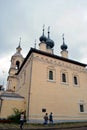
[27,54,33,122]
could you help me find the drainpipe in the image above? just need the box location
[27,54,33,122]
[0,98,3,116]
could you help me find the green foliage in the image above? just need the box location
[7,108,22,123]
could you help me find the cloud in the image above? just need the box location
[0,55,10,87]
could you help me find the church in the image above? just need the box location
[0,27,87,123]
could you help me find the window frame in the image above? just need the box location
[62,73,66,83]
[61,70,68,84]
[47,67,56,82]
[49,70,53,80]
[74,76,78,85]
[73,74,79,86]
[79,104,84,112]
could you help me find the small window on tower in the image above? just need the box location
[16,61,20,70]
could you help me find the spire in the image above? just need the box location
[61,34,68,51]
[62,33,65,45]
[34,39,36,49]
[48,26,50,39]
[42,24,45,36]
[19,37,21,47]
[16,37,22,53]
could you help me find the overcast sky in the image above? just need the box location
[0,0,87,88]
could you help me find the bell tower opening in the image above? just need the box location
[16,60,20,70]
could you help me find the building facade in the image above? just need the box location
[0,28,87,122]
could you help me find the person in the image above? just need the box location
[20,112,24,130]
[43,113,48,125]
[49,112,53,124]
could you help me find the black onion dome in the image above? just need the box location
[39,26,47,43]
[46,27,54,48]
[46,38,54,48]
[39,34,47,42]
[61,34,68,51]
[61,43,67,50]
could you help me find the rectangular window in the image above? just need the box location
[49,70,53,80]
[74,76,78,85]
[62,73,66,82]
[47,67,56,82]
[80,104,84,112]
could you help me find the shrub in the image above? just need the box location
[7,108,22,123]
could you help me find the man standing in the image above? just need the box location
[20,112,24,129]
[49,112,53,124]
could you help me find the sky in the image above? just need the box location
[0,0,87,88]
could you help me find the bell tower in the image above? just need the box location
[7,38,24,91]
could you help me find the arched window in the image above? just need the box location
[49,70,53,80]
[62,73,66,82]
[16,60,20,70]
[74,76,78,85]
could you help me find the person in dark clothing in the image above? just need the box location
[49,112,53,124]
[20,112,24,129]
[43,113,48,124]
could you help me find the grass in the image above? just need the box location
[0,122,87,129]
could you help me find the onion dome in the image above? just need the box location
[46,26,54,49]
[61,34,68,51]
[39,25,47,43]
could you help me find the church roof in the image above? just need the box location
[0,91,24,99]
[17,48,87,74]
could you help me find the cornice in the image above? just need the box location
[33,55,86,73]
[16,48,87,75]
